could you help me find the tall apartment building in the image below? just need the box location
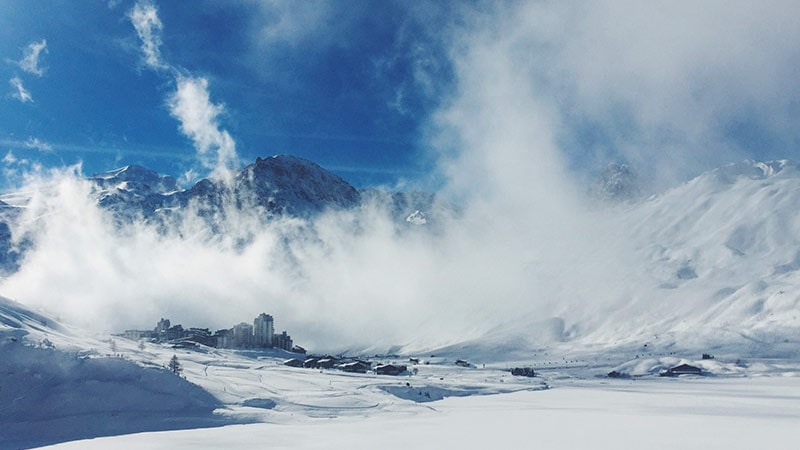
[232,322,253,348]
[253,313,274,348]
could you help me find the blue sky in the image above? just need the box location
[0,0,451,189]
[2,1,800,192]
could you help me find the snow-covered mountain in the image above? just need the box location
[232,155,360,216]
[572,160,800,355]
[86,155,438,225]
[426,160,800,359]
[88,155,360,221]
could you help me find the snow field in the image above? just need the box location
[41,376,800,450]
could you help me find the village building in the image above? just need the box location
[660,364,703,377]
[273,330,293,351]
[339,361,371,373]
[117,312,302,353]
[283,358,304,368]
[317,358,338,369]
[232,322,254,348]
[375,364,407,376]
[253,313,274,348]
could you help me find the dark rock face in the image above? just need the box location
[0,201,26,276]
[593,163,643,202]
[233,155,361,216]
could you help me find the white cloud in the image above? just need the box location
[18,39,47,77]
[469,1,800,187]
[167,76,238,178]
[253,0,335,46]
[128,0,167,70]
[3,151,17,165]
[9,77,33,103]
[24,137,53,152]
[127,1,239,179]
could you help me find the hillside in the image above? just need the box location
[0,296,229,448]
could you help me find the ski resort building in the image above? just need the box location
[118,313,300,352]
[273,330,293,351]
[253,313,274,348]
[232,322,254,348]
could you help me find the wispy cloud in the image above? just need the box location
[128,0,238,180]
[8,77,33,103]
[0,137,194,161]
[167,76,238,176]
[24,137,53,152]
[3,151,18,165]
[253,0,336,47]
[17,39,47,77]
[128,0,167,70]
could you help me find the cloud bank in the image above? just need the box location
[474,1,800,189]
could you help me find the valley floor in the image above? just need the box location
[40,375,800,450]
[18,338,798,450]
[3,297,799,450]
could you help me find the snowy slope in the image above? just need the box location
[423,160,800,360]
[0,297,230,449]
[570,160,800,355]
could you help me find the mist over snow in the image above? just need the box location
[1,1,800,356]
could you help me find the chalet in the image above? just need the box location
[375,364,407,376]
[303,357,320,369]
[284,358,304,368]
[317,358,338,369]
[660,363,703,377]
[339,361,371,373]
[292,345,307,354]
[606,370,630,379]
[511,367,536,377]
